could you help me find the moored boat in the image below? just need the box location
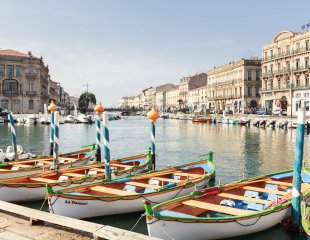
[47,156,215,219]
[145,169,310,240]
[0,147,95,179]
[192,117,212,123]
[0,153,149,202]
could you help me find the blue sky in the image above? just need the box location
[0,0,309,106]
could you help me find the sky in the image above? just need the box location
[0,0,309,106]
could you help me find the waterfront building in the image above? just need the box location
[69,96,79,108]
[155,83,177,111]
[166,86,179,111]
[207,58,261,113]
[140,87,155,110]
[0,49,50,113]
[261,30,310,116]
[187,75,207,112]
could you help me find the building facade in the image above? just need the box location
[0,49,50,113]
[166,86,179,111]
[207,59,262,113]
[155,83,177,111]
[261,30,310,116]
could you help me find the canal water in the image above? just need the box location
[0,116,309,239]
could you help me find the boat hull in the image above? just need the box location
[147,206,291,240]
[48,179,208,219]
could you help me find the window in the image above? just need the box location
[256,70,260,80]
[270,64,273,73]
[296,42,300,53]
[0,100,9,110]
[286,61,290,70]
[278,47,281,57]
[306,40,309,51]
[28,83,34,91]
[235,88,237,97]
[305,57,309,68]
[248,70,252,80]
[256,86,260,96]
[264,66,267,74]
[0,65,4,76]
[296,102,299,112]
[264,52,267,60]
[29,100,34,110]
[296,93,301,98]
[16,66,21,77]
[239,87,242,96]
[296,77,300,87]
[248,87,252,97]
[304,93,309,98]
[305,101,310,111]
[306,77,309,87]
[287,45,290,55]
[296,59,300,69]
[270,50,274,58]
[3,79,19,94]
[6,65,14,77]
[277,63,281,72]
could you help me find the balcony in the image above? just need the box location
[2,90,19,96]
[26,91,37,97]
[26,73,37,79]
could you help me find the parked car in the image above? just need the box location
[273,108,287,116]
[256,108,271,115]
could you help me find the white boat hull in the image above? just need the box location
[49,179,208,219]
[0,165,146,202]
[147,207,291,240]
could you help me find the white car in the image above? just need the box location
[273,109,287,116]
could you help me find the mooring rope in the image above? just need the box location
[130,213,146,231]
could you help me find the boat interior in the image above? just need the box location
[60,163,211,197]
[154,172,310,219]
[1,155,149,184]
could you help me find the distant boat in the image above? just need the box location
[65,115,75,123]
[145,169,310,240]
[192,117,212,123]
[25,115,38,124]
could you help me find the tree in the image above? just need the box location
[177,99,183,110]
[78,92,96,113]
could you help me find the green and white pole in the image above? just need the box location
[102,111,111,179]
[48,101,57,156]
[53,111,60,169]
[147,107,160,171]
[292,107,306,226]
[8,112,17,160]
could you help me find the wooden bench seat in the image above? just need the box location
[14,164,33,168]
[30,177,59,183]
[126,181,161,189]
[37,161,53,165]
[90,186,133,196]
[0,169,10,171]
[62,173,85,178]
[110,163,132,168]
[265,180,292,187]
[183,200,254,216]
[242,186,288,196]
[173,172,203,178]
[89,168,105,172]
[218,192,271,205]
[58,157,78,161]
[151,177,181,183]
[283,183,310,200]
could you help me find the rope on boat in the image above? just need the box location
[130,213,146,231]
[234,215,262,227]
[40,196,48,211]
[141,186,186,204]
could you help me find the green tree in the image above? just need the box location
[78,92,96,113]
[177,99,183,110]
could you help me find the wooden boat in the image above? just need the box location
[47,157,215,219]
[0,153,148,202]
[144,169,310,240]
[0,148,95,179]
[192,117,212,123]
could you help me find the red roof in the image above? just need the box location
[0,49,30,57]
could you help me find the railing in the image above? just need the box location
[2,90,19,95]
[25,73,37,79]
[26,91,37,97]
[263,46,310,62]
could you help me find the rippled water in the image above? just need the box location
[0,116,309,239]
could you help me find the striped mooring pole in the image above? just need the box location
[48,101,57,156]
[292,107,306,227]
[53,111,60,170]
[147,107,160,171]
[102,111,111,179]
[8,112,17,160]
[94,103,104,162]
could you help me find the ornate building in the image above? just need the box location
[261,30,310,116]
[207,59,261,113]
[0,49,49,113]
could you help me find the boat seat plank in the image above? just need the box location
[89,168,106,172]
[14,164,32,168]
[173,172,202,178]
[30,177,58,183]
[110,163,132,168]
[282,183,310,200]
[151,177,181,183]
[62,173,85,178]
[58,157,77,161]
[0,169,10,171]
[242,186,288,196]
[218,193,271,205]
[126,182,161,189]
[90,186,132,196]
[265,180,292,187]
[37,161,54,165]
[183,200,254,216]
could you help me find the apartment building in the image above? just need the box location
[261,30,310,116]
[166,86,179,111]
[207,58,261,113]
